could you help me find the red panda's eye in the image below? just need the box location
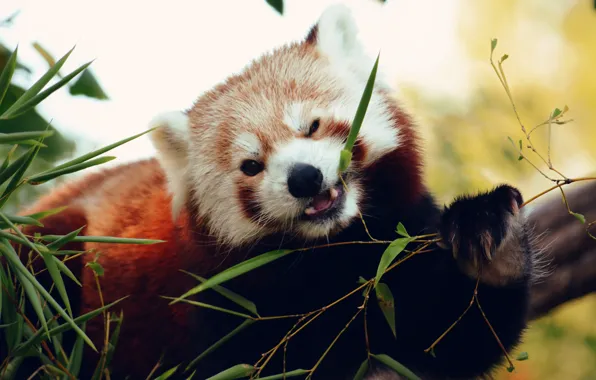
[240,160,264,176]
[308,119,320,136]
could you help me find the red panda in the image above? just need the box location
[11,4,537,380]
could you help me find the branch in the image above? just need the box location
[527,179,596,320]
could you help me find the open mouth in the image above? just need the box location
[302,184,346,221]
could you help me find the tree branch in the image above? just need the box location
[526,179,596,320]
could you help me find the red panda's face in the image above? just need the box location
[151,5,407,246]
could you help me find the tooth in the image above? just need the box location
[330,188,338,200]
[305,207,317,215]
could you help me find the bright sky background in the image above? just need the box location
[0,0,470,164]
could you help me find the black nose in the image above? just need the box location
[288,163,323,198]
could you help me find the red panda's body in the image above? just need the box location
[10,5,538,380]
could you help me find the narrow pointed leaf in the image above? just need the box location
[206,364,255,380]
[15,270,48,336]
[375,282,396,338]
[571,212,585,224]
[371,354,421,380]
[40,234,164,245]
[47,226,85,250]
[24,205,69,221]
[46,128,155,173]
[0,46,18,105]
[266,0,284,14]
[353,359,369,380]
[13,297,127,355]
[182,270,259,316]
[0,214,43,229]
[32,42,58,70]
[1,46,75,119]
[171,249,293,303]
[162,297,253,319]
[396,222,409,237]
[64,322,86,378]
[186,319,255,371]
[28,156,115,184]
[339,53,380,173]
[6,61,93,119]
[0,131,54,144]
[69,69,109,100]
[0,140,43,207]
[0,239,97,351]
[258,369,310,379]
[375,237,415,286]
[154,365,180,380]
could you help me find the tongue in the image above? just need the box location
[311,191,333,211]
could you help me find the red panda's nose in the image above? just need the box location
[288,163,323,198]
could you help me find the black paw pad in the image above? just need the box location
[439,184,524,268]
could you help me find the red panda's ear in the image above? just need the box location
[148,111,190,219]
[312,4,366,66]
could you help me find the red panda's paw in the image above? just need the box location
[438,185,529,285]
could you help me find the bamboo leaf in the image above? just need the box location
[24,205,69,221]
[186,319,255,371]
[64,322,86,379]
[0,131,54,145]
[28,156,115,184]
[171,249,293,303]
[161,297,254,319]
[6,61,93,119]
[339,53,380,173]
[0,239,98,351]
[0,46,18,105]
[0,214,44,229]
[40,234,164,245]
[15,269,49,336]
[154,365,180,380]
[1,46,75,119]
[45,128,155,173]
[353,359,369,380]
[375,282,396,338]
[47,226,85,250]
[181,270,259,317]
[13,297,127,355]
[206,364,255,380]
[266,0,284,14]
[371,354,421,380]
[257,369,310,379]
[375,238,415,286]
[395,222,409,237]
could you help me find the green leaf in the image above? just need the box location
[515,351,529,361]
[0,142,42,206]
[69,69,109,100]
[13,297,127,356]
[154,366,180,380]
[266,0,284,14]
[1,46,75,119]
[24,205,69,221]
[162,297,254,319]
[490,38,498,53]
[206,364,255,380]
[45,128,155,173]
[396,222,409,237]
[91,311,123,380]
[47,226,85,250]
[371,354,421,380]
[518,139,522,150]
[171,249,294,303]
[86,261,104,276]
[500,54,509,62]
[64,322,86,378]
[552,108,562,119]
[3,61,93,119]
[40,234,164,245]
[181,270,259,316]
[339,53,380,173]
[186,320,255,371]
[507,365,515,372]
[257,369,310,379]
[375,282,396,338]
[375,237,415,286]
[28,155,115,184]
[0,214,43,229]
[518,155,523,161]
[0,46,18,106]
[353,359,369,380]
[571,212,586,224]
[15,269,49,336]
[0,239,98,352]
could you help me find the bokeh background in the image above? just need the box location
[1,0,595,378]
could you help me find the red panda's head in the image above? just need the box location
[150,4,423,246]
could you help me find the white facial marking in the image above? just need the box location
[234,132,261,156]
